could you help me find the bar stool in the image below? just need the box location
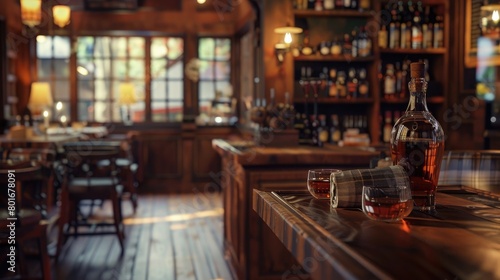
[56,142,125,258]
[0,161,51,280]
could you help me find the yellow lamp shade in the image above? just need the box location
[21,0,42,27]
[53,5,71,28]
[119,83,137,105]
[28,82,53,115]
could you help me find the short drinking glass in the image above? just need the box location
[307,169,341,199]
[362,185,413,222]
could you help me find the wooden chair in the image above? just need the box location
[0,161,51,280]
[56,142,125,258]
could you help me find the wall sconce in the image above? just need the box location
[53,5,71,28]
[481,1,500,38]
[273,25,302,64]
[20,0,42,27]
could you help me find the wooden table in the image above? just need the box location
[253,188,500,279]
[0,134,80,152]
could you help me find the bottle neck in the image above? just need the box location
[407,77,429,112]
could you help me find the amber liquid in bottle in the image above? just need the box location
[390,62,445,211]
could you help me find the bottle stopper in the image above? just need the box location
[410,62,425,78]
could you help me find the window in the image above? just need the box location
[76,36,146,122]
[198,37,231,115]
[150,37,184,122]
[36,35,71,120]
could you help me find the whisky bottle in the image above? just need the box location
[329,68,338,98]
[318,114,329,146]
[301,31,314,55]
[383,111,392,143]
[330,114,341,144]
[412,10,423,49]
[383,64,396,99]
[336,71,347,98]
[358,68,369,98]
[390,61,445,212]
[324,0,335,10]
[347,68,358,99]
[378,25,388,49]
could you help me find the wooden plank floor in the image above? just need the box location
[51,193,233,280]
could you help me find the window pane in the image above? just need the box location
[94,37,112,58]
[151,80,167,99]
[129,59,145,79]
[129,37,145,58]
[54,80,70,101]
[94,59,111,78]
[168,101,183,121]
[78,80,93,100]
[167,62,183,79]
[215,38,231,60]
[78,101,91,121]
[215,61,230,79]
[36,36,52,58]
[53,36,71,58]
[168,81,183,100]
[94,101,111,122]
[167,38,184,60]
[151,59,167,79]
[111,37,127,58]
[53,101,70,122]
[54,59,70,78]
[152,101,168,122]
[113,81,144,101]
[131,101,145,122]
[151,38,168,58]
[95,79,110,101]
[112,59,127,78]
[199,60,213,79]
[199,81,216,101]
[199,38,214,59]
[77,37,94,58]
[37,59,51,78]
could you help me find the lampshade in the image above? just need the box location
[481,2,500,38]
[119,83,137,105]
[274,25,303,46]
[53,5,71,28]
[28,82,53,115]
[20,0,42,27]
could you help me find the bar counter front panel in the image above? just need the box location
[253,189,500,280]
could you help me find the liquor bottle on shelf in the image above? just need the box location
[318,41,330,56]
[412,10,423,49]
[342,33,352,56]
[350,0,357,10]
[343,0,351,10]
[400,61,409,98]
[390,61,445,212]
[400,22,409,49]
[378,25,388,49]
[359,0,370,11]
[324,0,334,10]
[433,13,444,48]
[330,37,342,55]
[351,29,358,58]
[266,88,277,128]
[347,68,358,99]
[335,0,343,9]
[282,92,295,128]
[329,68,338,98]
[384,64,396,99]
[389,9,400,49]
[310,115,321,146]
[383,111,392,143]
[336,71,347,98]
[330,114,341,144]
[308,0,315,9]
[422,5,433,49]
[395,62,403,96]
[315,0,323,11]
[301,31,314,56]
[320,67,329,96]
[318,114,329,146]
[358,26,371,57]
[358,68,369,98]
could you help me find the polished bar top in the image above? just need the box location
[253,188,500,280]
[212,139,381,167]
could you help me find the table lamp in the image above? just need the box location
[119,82,137,125]
[28,82,53,135]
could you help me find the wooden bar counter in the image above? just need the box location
[253,188,500,280]
[212,139,380,280]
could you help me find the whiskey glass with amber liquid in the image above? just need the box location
[307,169,341,199]
[362,185,413,222]
[390,62,445,212]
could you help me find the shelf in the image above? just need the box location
[294,55,375,62]
[294,9,373,18]
[294,97,374,104]
[381,96,445,104]
[379,48,447,55]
